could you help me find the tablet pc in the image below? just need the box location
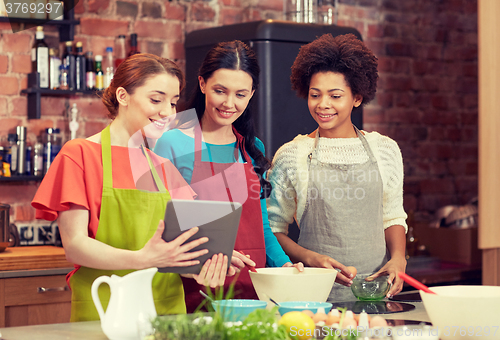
[158,199,242,274]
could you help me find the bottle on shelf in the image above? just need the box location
[85,51,96,91]
[317,0,336,25]
[33,141,44,177]
[115,35,126,69]
[68,103,80,140]
[49,48,61,90]
[59,64,69,90]
[61,41,76,90]
[16,126,27,176]
[0,146,4,177]
[95,55,104,91]
[25,146,32,175]
[104,47,114,88]
[0,1,7,17]
[75,42,86,91]
[127,33,140,57]
[47,0,64,21]
[43,128,62,175]
[31,26,50,89]
[6,134,18,176]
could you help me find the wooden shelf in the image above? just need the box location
[22,73,102,119]
[0,17,79,25]
[0,175,43,183]
[21,87,100,96]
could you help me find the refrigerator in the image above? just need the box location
[184,20,363,241]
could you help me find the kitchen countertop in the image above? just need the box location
[0,301,430,340]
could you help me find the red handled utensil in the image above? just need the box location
[398,272,436,295]
[238,250,257,272]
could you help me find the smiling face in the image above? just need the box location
[308,71,362,138]
[199,68,254,132]
[120,73,180,140]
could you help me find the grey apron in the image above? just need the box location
[298,126,388,302]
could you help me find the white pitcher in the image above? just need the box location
[91,267,158,340]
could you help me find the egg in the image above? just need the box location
[369,315,388,328]
[346,266,358,278]
[312,312,328,324]
[353,312,371,323]
[328,309,340,317]
[325,314,340,326]
[345,310,354,319]
[341,316,357,329]
[301,310,314,318]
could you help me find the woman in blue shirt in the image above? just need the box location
[155,40,302,312]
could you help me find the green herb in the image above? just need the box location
[150,274,296,340]
[194,273,240,313]
[150,307,293,340]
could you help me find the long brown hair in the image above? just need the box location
[183,41,272,198]
[101,53,185,119]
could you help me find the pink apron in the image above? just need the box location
[181,125,266,313]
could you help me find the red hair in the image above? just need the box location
[101,53,185,119]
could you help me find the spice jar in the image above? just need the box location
[43,128,62,175]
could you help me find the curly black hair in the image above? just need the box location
[290,33,378,106]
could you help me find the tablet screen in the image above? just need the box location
[158,199,242,274]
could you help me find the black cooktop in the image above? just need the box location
[329,300,415,314]
[389,290,422,302]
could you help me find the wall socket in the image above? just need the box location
[17,222,61,246]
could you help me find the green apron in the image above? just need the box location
[69,125,186,322]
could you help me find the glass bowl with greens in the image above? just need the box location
[350,274,390,301]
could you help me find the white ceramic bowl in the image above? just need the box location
[420,285,500,340]
[249,267,337,306]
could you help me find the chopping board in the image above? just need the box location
[0,245,73,271]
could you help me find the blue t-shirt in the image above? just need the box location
[155,128,290,267]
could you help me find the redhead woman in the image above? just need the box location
[32,54,230,321]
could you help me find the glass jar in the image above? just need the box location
[43,128,62,175]
[317,0,336,25]
[59,65,69,90]
[283,0,318,23]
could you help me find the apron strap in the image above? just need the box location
[353,125,377,163]
[194,123,203,162]
[141,145,167,193]
[101,124,166,192]
[101,125,113,189]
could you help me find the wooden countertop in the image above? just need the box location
[0,246,73,272]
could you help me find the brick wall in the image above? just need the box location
[0,0,477,229]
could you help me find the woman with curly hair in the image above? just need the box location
[267,34,408,302]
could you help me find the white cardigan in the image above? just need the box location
[267,131,408,234]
